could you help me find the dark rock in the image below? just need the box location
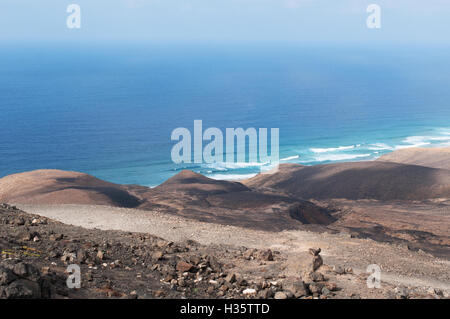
[332,265,345,275]
[225,273,236,283]
[13,262,41,282]
[1,279,41,299]
[312,255,323,272]
[236,276,248,287]
[151,251,164,261]
[325,282,338,291]
[49,234,63,241]
[177,278,186,287]
[176,261,194,272]
[206,255,221,272]
[243,249,256,260]
[394,287,409,299]
[76,249,87,263]
[309,272,325,282]
[14,218,25,226]
[321,287,331,296]
[274,291,288,299]
[86,272,93,282]
[0,260,49,299]
[189,255,202,265]
[0,267,17,285]
[258,288,274,299]
[308,282,324,294]
[21,233,32,241]
[257,249,274,261]
[283,279,309,298]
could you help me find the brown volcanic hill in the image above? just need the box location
[140,170,335,231]
[0,169,335,231]
[243,161,450,201]
[377,147,450,170]
[154,170,250,194]
[0,169,141,207]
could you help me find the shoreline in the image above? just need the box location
[1,145,450,187]
[198,139,450,184]
[198,144,450,184]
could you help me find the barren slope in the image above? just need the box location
[377,147,450,170]
[138,170,335,231]
[0,170,141,207]
[243,162,450,200]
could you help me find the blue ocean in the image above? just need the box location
[1,44,449,186]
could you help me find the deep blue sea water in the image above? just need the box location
[1,44,449,186]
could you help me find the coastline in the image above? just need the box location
[203,130,450,183]
[212,143,450,184]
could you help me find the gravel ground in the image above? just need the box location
[17,204,450,294]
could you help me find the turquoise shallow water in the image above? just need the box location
[0,44,449,186]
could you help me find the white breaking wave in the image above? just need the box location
[313,153,372,162]
[437,127,450,135]
[366,143,395,151]
[428,136,450,141]
[208,173,257,181]
[395,143,430,150]
[204,161,269,170]
[394,135,450,150]
[280,155,299,161]
[310,145,356,153]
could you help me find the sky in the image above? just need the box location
[1,0,450,46]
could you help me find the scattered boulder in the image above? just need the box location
[332,265,346,275]
[0,268,17,285]
[96,250,104,260]
[274,291,288,299]
[61,251,76,263]
[309,271,325,282]
[325,282,338,292]
[256,249,274,261]
[427,287,443,297]
[176,261,194,273]
[76,249,87,263]
[242,288,257,296]
[321,287,331,296]
[151,251,164,261]
[206,255,222,273]
[308,248,321,256]
[258,288,274,299]
[243,249,256,260]
[394,287,409,299]
[282,279,309,298]
[21,233,32,241]
[308,282,324,295]
[225,273,236,283]
[177,278,186,287]
[309,248,323,272]
[49,233,63,241]
[14,218,25,226]
[0,260,50,299]
[236,275,248,287]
